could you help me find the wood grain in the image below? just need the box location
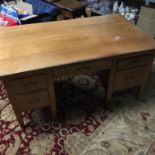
[15,90,50,111]
[0,14,155,77]
[53,59,111,78]
[113,66,148,91]
[11,74,47,94]
[117,54,153,70]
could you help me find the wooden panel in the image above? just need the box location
[97,60,117,106]
[11,75,47,94]
[53,60,111,78]
[61,9,74,19]
[113,66,148,91]
[0,15,155,77]
[117,54,153,70]
[46,71,57,118]
[3,79,25,127]
[15,90,49,111]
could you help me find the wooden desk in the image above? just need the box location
[0,15,155,127]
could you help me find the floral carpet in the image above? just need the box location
[0,61,155,155]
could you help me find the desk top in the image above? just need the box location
[0,14,155,77]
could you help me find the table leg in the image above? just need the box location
[106,67,116,106]
[14,111,24,128]
[136,62,153,98]
[97,62,116,108]
[3,80,25,128]
[46,71,57,119]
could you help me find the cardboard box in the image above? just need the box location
[0,1,37,24]
[0,13,18,26]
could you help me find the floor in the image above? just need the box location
[0,61,155,155]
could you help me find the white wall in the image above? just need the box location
[145,0,155,5]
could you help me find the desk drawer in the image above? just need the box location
[117,55,152,70]
[113,67,147,91]
[12,75,47,94]
[53,60,111,78]
[15,90,49,111]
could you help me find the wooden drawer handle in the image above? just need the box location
[27,97,40,103]
[23,81,38,87]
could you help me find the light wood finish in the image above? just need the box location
[1,15,155,128]
[0,15,155,77]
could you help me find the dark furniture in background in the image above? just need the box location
[44,0,86,19]
[121,0,145,8]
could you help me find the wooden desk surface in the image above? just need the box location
[0,14,155,77]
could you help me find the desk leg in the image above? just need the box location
[106,67,116,106]
[137,63,152,97]
[14,110,24,128]
[46,72,57,119]
[97,64,116,108]
[3,80,24,128]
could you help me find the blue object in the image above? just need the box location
[18,13,29,19]
[25,0,59,21]
[0,4,21,24]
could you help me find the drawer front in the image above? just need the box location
[15,90,49,111]
[117,55,152,70]
[12,75,47,94]
[113,67,147,91]
[53,60,111,78]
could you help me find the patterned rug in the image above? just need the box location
[0,61,155,155]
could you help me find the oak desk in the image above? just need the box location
[0,15,155,127]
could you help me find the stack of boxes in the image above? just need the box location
[0,0,36,26]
